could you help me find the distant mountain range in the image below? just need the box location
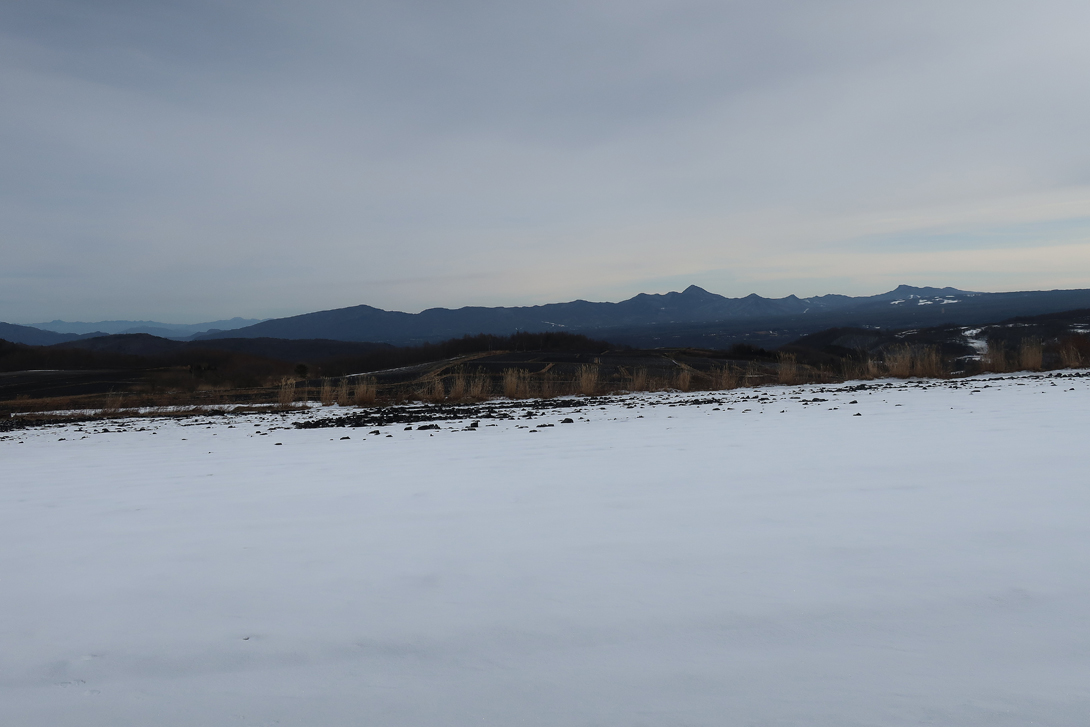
[30,317,264,338]
[192,284,974,345]
[190,284,1090,347]
[0,322,85,346]
[5,284,1090,349]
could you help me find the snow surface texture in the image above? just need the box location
[3,372,1090,726]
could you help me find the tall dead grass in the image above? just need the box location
[353,377,377,406]
[777,352,798,385]
[467,372,492,400]
[913,346,944,378]
[984,340,1009,373]
[418,376,446,402]
[96,391,125,416]
[883,344,945,378]
[1060,342,1084,368]
[576,364,599,395]
[1019,339,1043,371]
[538,373,560,398]
[629,367,649,391]
[744,360,766,386]
[884,346,914,378]
[503,368,531,399]
[319,378,335,406]
[866,358,883,379]
[710,365,739,390]
[448,370,467,400]
[277,379,296,407]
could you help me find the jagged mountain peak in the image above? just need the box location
[681,284,715,297]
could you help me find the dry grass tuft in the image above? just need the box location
[984,340,1009,373]
[539,373,559,398]
[335,379,349,405]
[277,379,296,407]
[865,358,883,379]
[418,376,446,402]
[319,378,335,406]
[503,368,531,399]
[884,346,914,378]
[913,346,945,378]
[839,360,861,381]
[576,364,599,395]
[448,370,467,400]
[711,365,739,390]
[1019,338,1043,371]
[744,360,765,386]
[674,369,692,392]
[629,367,649,391]
[353,377,377,406]
[884,344,945,378]
[1060,342,1084,368]
[467,373,492,400]
[97,391,125,415]
[777,353,798,385]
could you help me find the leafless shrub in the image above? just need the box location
[353,377,377,406]
[1019,338,1043,371]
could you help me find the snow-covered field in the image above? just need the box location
[3,371,1090,726]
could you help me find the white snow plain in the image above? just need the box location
[3,371,1090,726]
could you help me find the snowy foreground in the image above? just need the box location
[3,372,1090,726]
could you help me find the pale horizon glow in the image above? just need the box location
[3,1,1090,324]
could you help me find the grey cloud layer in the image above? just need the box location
[2,1,1089,321]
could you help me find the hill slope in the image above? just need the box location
[0,322,84,346]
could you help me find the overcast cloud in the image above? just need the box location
[3,1,1090,322]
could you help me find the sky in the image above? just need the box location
[3,0,1090,323]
